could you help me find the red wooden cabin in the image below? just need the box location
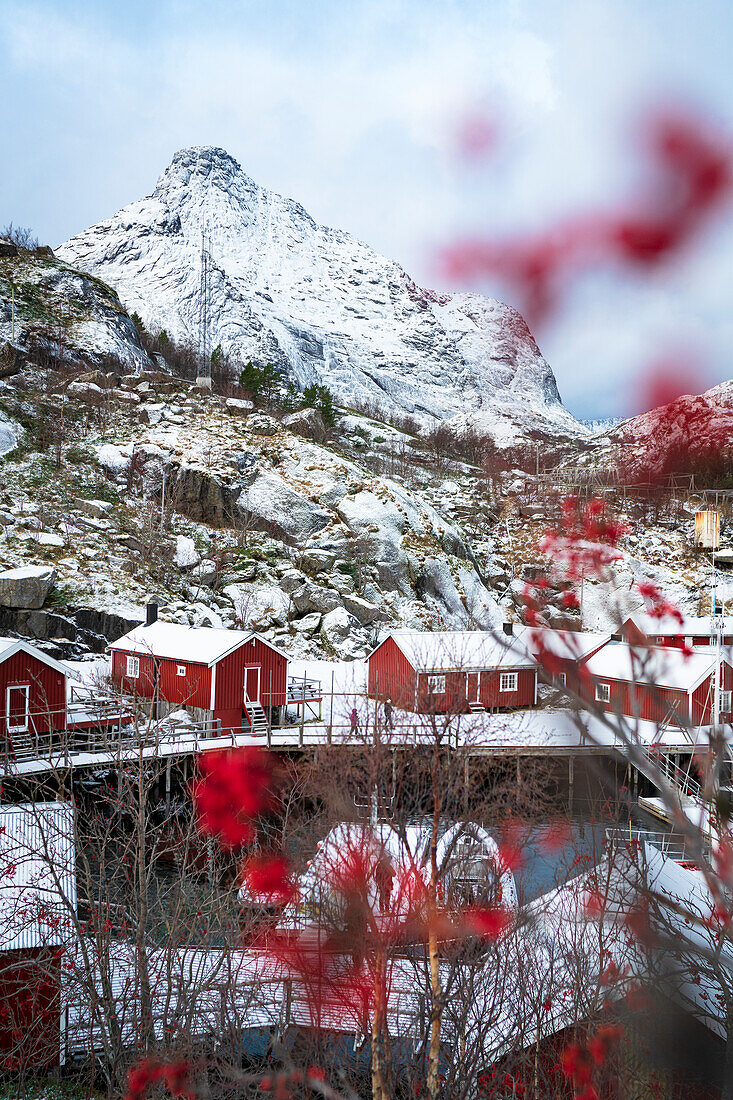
[0,637,68,753]
[0,803,75,1070]
[109,619,290,734]
[623,611,733,649]
[367,630,537,713]
[516,627,610,695]
[584,642,733,726]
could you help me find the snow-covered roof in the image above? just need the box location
[0,802,76,951]
[585,642,721,692]
[515,626,611,662]
[625,611,733,637]
[108,622,290,666]
[0,636,72,679]
[377,630,535,672]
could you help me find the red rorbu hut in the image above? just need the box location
[0,638,68,756]
[0,802,75,1070]
[367,629,537,713]
[623,611,733,649]
[109,611,290,735]
[584,642,733,726]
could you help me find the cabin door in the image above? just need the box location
[6,685,30,732]
[244,666,261,703]
[465,673,479,704]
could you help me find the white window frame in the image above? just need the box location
[595,682,610,703]
[427,674,446,694]
[720,690,732,714]
[500,672,518,693]
[553,672,567,688]
[6,685,30,733]
[126,655,140,679]
[176,665,186,677]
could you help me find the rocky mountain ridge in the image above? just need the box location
[58,146,583,446]
[0,245,152,377]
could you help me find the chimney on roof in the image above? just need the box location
[502,622,514,637]
[611,632,621,642]
[146,600,158,627]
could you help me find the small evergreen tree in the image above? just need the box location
[239,361,278,406]
[157,329,169,345]
[302,383,335,426]
[130,311,146,332]
[211,344,223,364]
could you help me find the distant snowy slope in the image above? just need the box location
[58,146,582,443]
[589,380,733,478]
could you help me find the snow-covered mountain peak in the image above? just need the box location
[58,147,583,444]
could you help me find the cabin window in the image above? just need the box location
[553,672,567,688]
[427,674,446,694]
[500,672,518,693]
[6,685,29,732]
[721,691,732,714]
[595,682,610,703]
[126,656,140,679]
[177,665,186,677]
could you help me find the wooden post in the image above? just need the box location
[568,755,575,817]
[299,679,305,748]
[165,757,171,812]
[328,669,334,746]
[463,753,470,815]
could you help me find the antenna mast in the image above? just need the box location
[196,228,212,389]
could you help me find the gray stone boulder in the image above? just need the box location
[283,407,326,438]
[277,567,307,594]
[321,606,360,653]
[292,612,322,635]
[0,341,25,379]
[175,535,200,570]
[0,565,56,609]
[341,592,386,625]
[291,581,341,615]
[77,498,113,519]
[330,571,356,595]
[300,548,336,575]
[190,558,217,585]
[237,470,331,543]
[0,410,21,456]
[67,381,104,401]
[226,397,254,415]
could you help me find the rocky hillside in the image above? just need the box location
[0,366,509,659]
[57,146,582,446]
[0,243,152,377]
[0,356,726,660]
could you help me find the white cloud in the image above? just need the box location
[0,0,731,418]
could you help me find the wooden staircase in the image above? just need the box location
[244,700,270,736]
[7,729,36,761]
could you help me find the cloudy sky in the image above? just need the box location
[1,0,731,419]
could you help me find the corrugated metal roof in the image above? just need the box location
[380,631,535,672]
[0,802,76,951]
[108,623,290,665]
